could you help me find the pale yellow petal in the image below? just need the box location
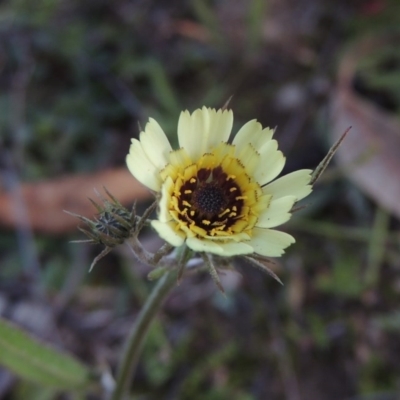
[263,169,312,201]
[177,107,233,161]
[257,195,296,228]
[262,127,275,141]
[206,107,233,149]
[160,163,179,182]
[236,143,260,175]
[168,148,192,168]
[126,139,161,191]
[213,142,235,161]
[233,120,274,150]
[248,228,295,257]
[178,110,202,161]
[186,237,253,256]
[186,237,223,254]
[215,241,253,256]
[254,140,285,185]
[151,220,185,247]
[204,231,251,242]
[140,118,172,170]
[158,177,174,222]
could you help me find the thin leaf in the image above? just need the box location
[147,266,169,281]
[88,197,103,213]
[222,96,233,110]
[244,256,283,285]
[0,318,92,389]
[63,210,93,225]
[365,207,389,287]
[290,203,309,214]
[89,247,112,272]
[201,253,225,294]
[152,243,174,264]
[102,186,123,206]
[136,200,157,234]
[311,127,350,185]
[177,254,187,283]
[176,246,193,284]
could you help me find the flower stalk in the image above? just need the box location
[110,246,191,400]
[109,269,177,400]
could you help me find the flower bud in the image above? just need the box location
[78,189,136,248]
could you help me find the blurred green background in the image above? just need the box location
[1,0,400,399]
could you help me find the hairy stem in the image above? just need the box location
[109,270,177,400]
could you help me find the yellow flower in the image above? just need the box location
[127,107,312,257]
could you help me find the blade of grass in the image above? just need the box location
[0,318,92,389]
[290,219,375,242]
[247,0,268,53]
[365,207,389,287]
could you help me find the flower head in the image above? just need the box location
[127,107,312,258]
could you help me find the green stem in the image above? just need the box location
[110,270,177,400]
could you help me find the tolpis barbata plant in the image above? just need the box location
[72,106,347,400]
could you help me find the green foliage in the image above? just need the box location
[315,251,365,298]
[246,0,268,54]
[373,311,400,333]
[13,382,58,400]
[359,355,396,394]
[141,322,173,387]
[356,38,400,114]
[178,342,238,398]
[0,318,93,390]
[365,207,389,287]
[191,0,225,48]
[306,313,330,349]
[349,0,400,35]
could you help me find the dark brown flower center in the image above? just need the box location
[192,183,226,215]
[176,166,244,235]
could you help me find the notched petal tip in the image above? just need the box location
[126,141,162,192]
[263,169,313,202]
[257,195,297,228]
[248,228,295,258]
